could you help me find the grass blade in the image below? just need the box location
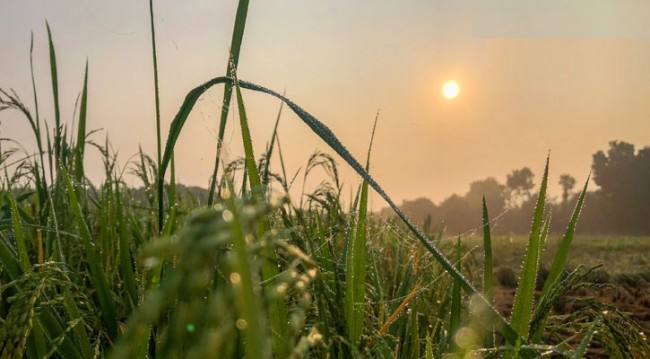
[148,0,166,234]
[0,231,21,279]
[8,193,30,272]
[482,196,495,349]
[114,180,138,311]
[532,175,589,342]
[448,236,462,351]
[542,175,589,294]
[233,72,261,189]
[345,115,376,345]
[46,22,61,166]
[207,0,250,206]
[345,181,368,344]
[224,179,270,359]
[61,167,118,338]
[510,156,549,340]
[74,60,88,183]
[233,74,289,357]
[572,318,600,359]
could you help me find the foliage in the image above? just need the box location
[0,3,648,358]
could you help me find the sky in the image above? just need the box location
[2,0,650,208]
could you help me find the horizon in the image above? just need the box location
[2,1,650,206]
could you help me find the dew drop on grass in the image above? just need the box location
[230,272,241,284]
[186,323,195,333]
[222,210,233,222]
[144,257,159,269]
[236,319,248,330]
[276,283,288,294]
[221,189,231,200]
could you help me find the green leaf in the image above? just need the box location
[74,60,88,183]
[8,193,30,272]
[345,115,376,345]
[543,175,589,294]
[510,156,549,340]
[572,318,600,359]
[482,196,495,349]
[62,167,118,338]
[46,22,61,165]
[207,0,250,206]
[224,179,270,359]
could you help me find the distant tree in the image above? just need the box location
[506,167,535,208]
[381,197,437,228]
[465,177,507,217]
[558,174,576,209]
[591,141,650,233]
[438,194,472,234]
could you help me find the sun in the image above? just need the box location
[442,81,460,100]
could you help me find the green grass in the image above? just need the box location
[1,1,649,358]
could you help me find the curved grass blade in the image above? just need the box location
[159,78,520,344]
[510,157,549,340]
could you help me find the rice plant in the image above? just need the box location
[0,1,649,358]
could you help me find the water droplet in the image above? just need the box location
[236,319,248,330]
[230,272,241,284]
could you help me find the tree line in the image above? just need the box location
[380,141,650,235]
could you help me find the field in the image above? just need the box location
[2,1,650,358]
[465,236,650,346]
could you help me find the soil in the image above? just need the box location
[493,282,650,358]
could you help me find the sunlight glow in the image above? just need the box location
[442,81,460,100]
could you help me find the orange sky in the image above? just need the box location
[2,1,650,207]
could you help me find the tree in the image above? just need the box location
[591,140,650,233]
[465,177,507,217]
[506,167,535,209]
[558,174,576,209]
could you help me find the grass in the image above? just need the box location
[0,1,649,358]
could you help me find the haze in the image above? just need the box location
[2,0,650,206]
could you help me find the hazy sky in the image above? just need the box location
[2,1,650,207]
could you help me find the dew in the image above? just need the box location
[308,331,323,345]
[230,272,241,284]
[143,257,159,269]
[295,280,306,290]
[222,210,233,222]
[221,189,231,200]
[454,326,478,349]
[276,283,288,294]
[236,318,248,330]
[307,268,318,279]
[186,323,196,333]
